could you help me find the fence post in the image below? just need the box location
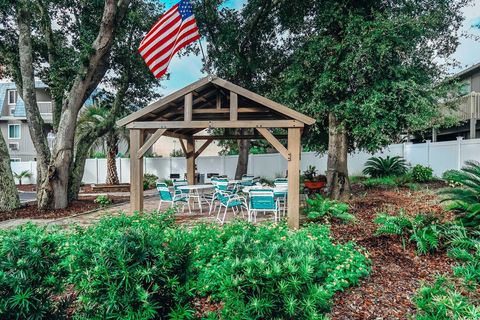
[118,158,122,183]
[426,140,431,166]
[457,136,463,170]
[222,156,226,176]
[96,158,99,184]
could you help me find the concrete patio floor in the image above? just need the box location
[0,190,287,229]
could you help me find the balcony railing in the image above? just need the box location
[38,101,52,114]
[447,92,480,121]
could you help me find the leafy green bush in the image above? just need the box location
[65,211,190,319]
[439,160,480,228]
[0,224,69,319]
[362,156,408,178]
[362,176,398,189]
[94,195,111,207]
[186,222,370,319]
[304,194,354,223]
[163,179,173,187]
[143,173,158,190]
[411,165,434,183]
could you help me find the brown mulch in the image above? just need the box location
[17,184,36,192]
[0,196,129,222]
[328,186,454,319]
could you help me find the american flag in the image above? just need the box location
[139,0,200,79]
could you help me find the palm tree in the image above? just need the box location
[13,170,33,185]
[77,103,128,185]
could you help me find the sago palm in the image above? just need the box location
[362,156,408,177]
[440,160,480,228]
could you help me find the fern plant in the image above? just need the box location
[362,156,408,178]
[439,160,480,228]
[375,212,443,254]
[304,194,355,223]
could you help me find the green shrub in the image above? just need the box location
[411,165,434,183]
[439,160,480,228]
[0,224,69,319]
[362,156,408,178]
[304,194,354,223]
[362,176,398,189]
[65,211,190,319]
[143,173,158,190]
[163,179,173,187]
[186,222,370,319]
[94,195,111,207]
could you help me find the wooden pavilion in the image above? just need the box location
[117,76,315,229]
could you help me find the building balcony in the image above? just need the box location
[447,92,480,121]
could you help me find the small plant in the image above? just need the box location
[303,165,318,181]
[439,160,480,228]
[13,170,33,185]
[143,173,159,190]
[375,212,444,254]
[304,194,355,223]
[411,165,434,183]
[94,195,112,207]
[91,151,106,158]
[442,169,461,187]
[362,156,408,178]
[163,179,173,187]
[362,176,398,189]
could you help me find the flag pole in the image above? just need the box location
[198,39,212,75]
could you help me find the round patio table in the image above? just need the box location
[178,184,215,214]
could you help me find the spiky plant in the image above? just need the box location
[439,160,480,228]
[362,156,408,178]
[13,170,32,186]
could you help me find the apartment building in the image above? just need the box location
[0,81,53,161]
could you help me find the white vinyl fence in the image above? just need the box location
[10,137,480,185]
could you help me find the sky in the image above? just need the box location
[159,0,480,96]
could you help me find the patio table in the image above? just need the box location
[178,184,215,214]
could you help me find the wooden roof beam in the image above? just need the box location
[126,120,304,129]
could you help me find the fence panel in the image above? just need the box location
[9,138,480,184]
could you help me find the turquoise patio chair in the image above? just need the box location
[248,189,280,223]
[273,180,288,217]
[173,179,189,196]
[156,183,190,213]
[215,190,247,224]
[208,178,231,215]
[241,174,255,186]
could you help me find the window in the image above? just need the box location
[7,90,17,105]
[8,124,21,139]
[10,158,21,162]
[10,106,15,116]
[8,142,19,151]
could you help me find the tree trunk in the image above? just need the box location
[235,129,250,179]
[16,0,130,209]
[326,113,351,200]
[0,131,20,212]
[106,133,119,185]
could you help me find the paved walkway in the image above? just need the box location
[0,190,282,229]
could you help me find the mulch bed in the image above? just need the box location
[0,196,129,222]
[328,185,454,319]
[17,184,36,192]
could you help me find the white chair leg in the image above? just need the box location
[216,205,222,222]
[158,200,162,211]
[222,206,228,224]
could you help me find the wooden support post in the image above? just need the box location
[185,92,192,121]
[137,129,166,158]
[470,118,477,139]
[186,136,195,184]
[230,92,238,121]
[287,127,301,229]
[178,138,187,155]
[195,139,213,158]
[130,129,144,214]
[216,93,221,109]
[256,128,290,160]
